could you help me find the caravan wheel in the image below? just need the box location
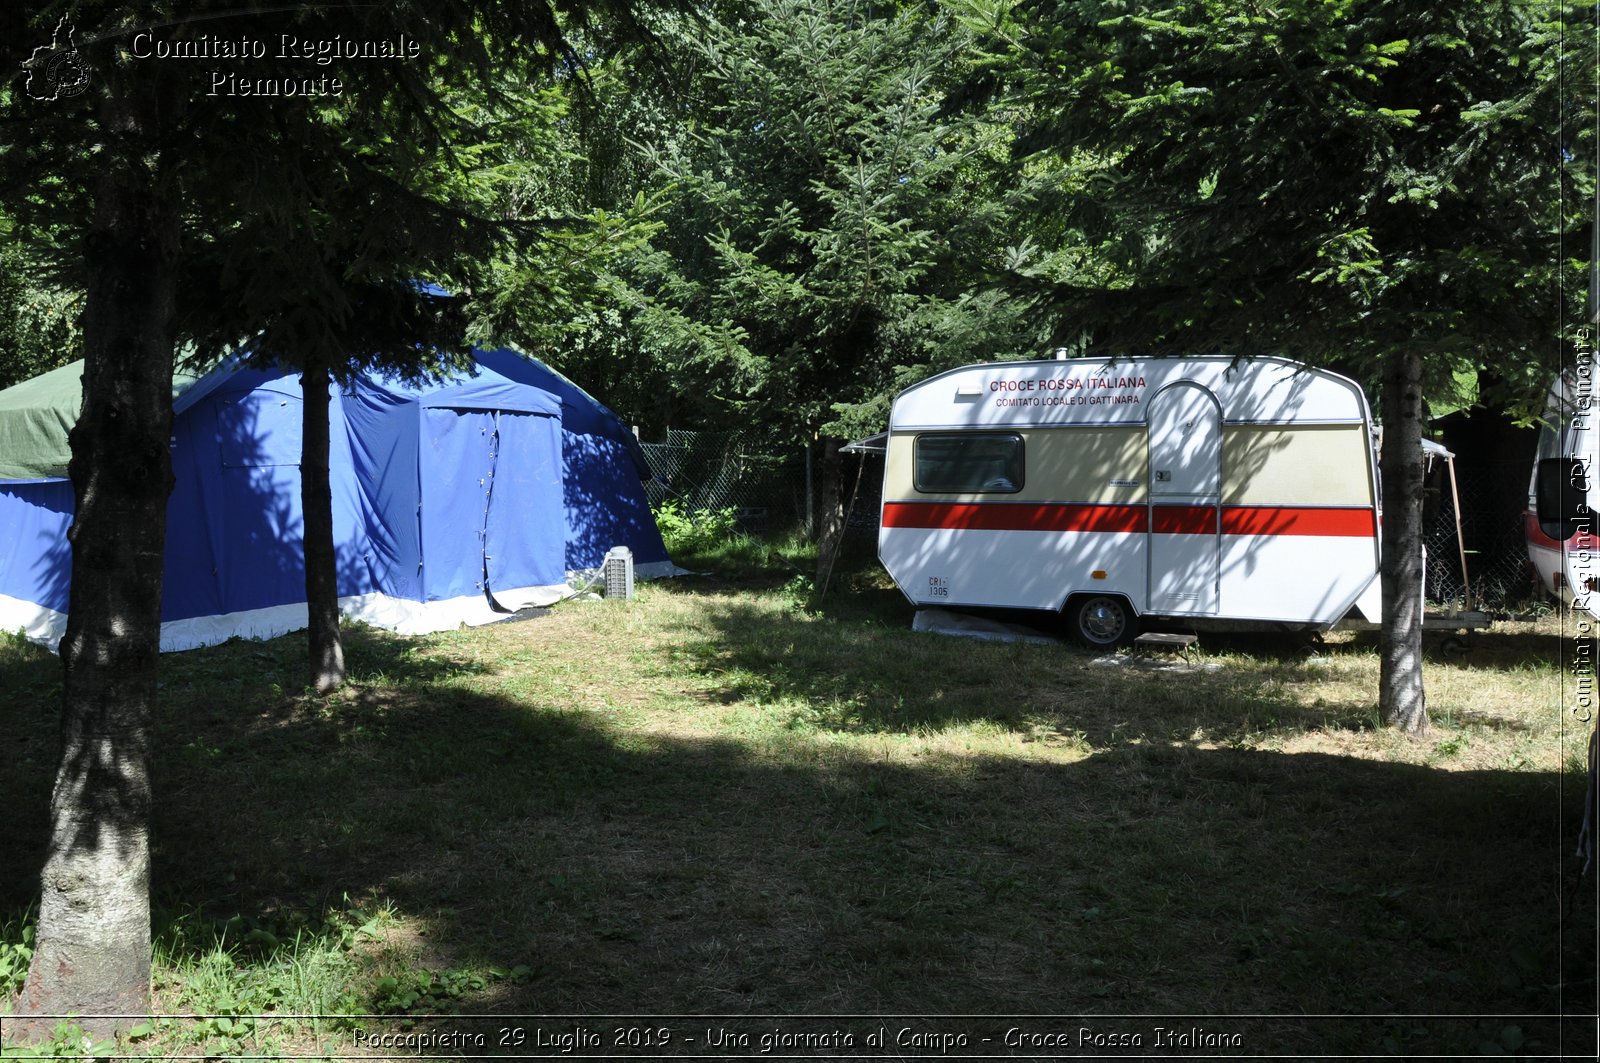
[1068,595,1135,649]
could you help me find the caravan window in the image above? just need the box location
[914,433,1024,494]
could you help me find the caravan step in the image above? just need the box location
[1134,631,1198,658]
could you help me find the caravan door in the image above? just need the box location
[1147,382,1222,615]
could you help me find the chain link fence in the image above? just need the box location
[638,429,885,537]
[639,429,808,530]
[1424,456,1536,611]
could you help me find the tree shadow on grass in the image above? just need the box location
[1332,622,1580,672]
[0,626,496,916]
[655,578,1599,748]
[646,596,1392,745]
[2,622,1595,1058]
[666,544,1585,681]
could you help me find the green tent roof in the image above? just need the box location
[0,361,86,481]
[0,361,206,481]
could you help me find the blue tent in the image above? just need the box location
[0,348,674,651]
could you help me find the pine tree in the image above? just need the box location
[1008,0,1592,732]
[639,0,1043,581]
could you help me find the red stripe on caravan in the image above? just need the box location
[1523,509,1599,551]
[1150,506,1215,535]
[883,501,1378,537]
[1222,505,1377,538]
[881,501,1146,533]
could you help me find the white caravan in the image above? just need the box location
[1525,356,1600,618]
[876,355,1383,646]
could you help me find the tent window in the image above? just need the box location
[914,432,1024,494]
[216,394,304,468]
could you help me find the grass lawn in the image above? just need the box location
[1,541,1596,1059]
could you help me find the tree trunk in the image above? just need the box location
[13,81,180,1040]
[813,435,845,588]
[301,357,346,694]
[1379,346,1429,736]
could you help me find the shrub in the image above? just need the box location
[652,501,744,555]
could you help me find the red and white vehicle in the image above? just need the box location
[1526,357,1600,618]
[876,355,1385,647]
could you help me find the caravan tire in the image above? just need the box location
[1067,594,1135,649]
